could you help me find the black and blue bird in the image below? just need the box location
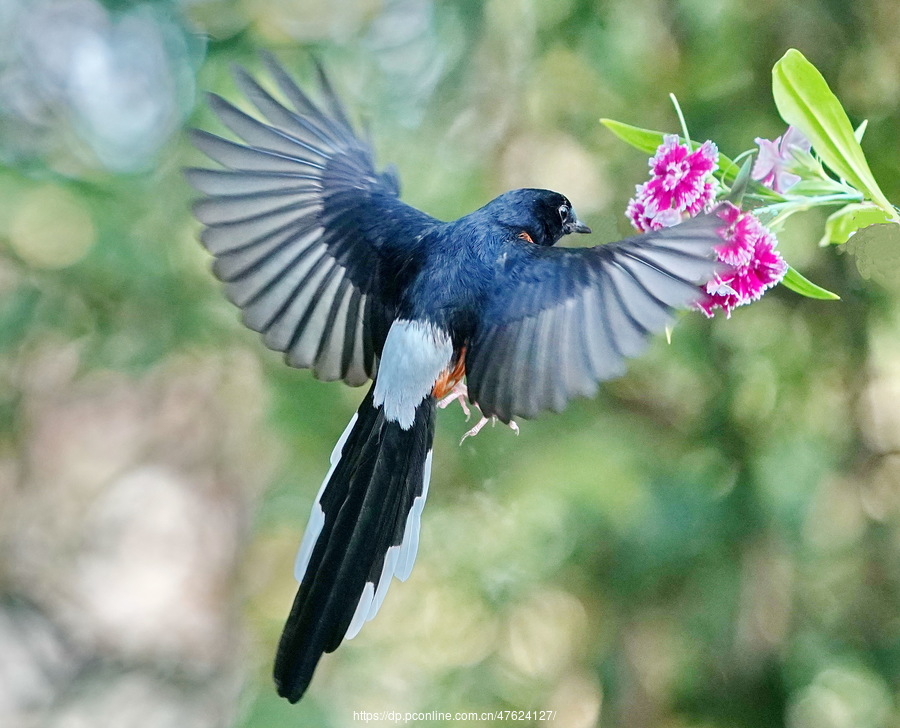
[187,55,725,703]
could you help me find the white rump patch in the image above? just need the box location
[293,412,358,583]
[345,448,434,640]
[373,320,452,429]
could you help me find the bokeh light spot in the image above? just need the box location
[9,184,96,269]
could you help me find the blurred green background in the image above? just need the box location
[2,1,899,727]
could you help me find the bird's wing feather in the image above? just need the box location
[186,54,436,385]
[465,213,726,421]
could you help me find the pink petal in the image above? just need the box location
[686,179,718,216]
[626,185,652,232]
[752,127,811,193]
[713,203,754,267]
[650,135,689,175]
[773,169,801,194]
[652,208,682,229]
[751,138,780,181]
[687,140,719,175]
[698,275,741,318]
[780,126,811,154]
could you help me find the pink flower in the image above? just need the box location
[685,178,718,217]
[626,185,681,231]
[697,203,787,318]
[624,137,786,317]
[626,136,719,232]
[712,203,754,267]
[751,126,811,194]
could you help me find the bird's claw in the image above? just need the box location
[437,384,471,419]
[460,415,520,444]
[438,382,519,444]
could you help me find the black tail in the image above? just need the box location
[274,384,436,703]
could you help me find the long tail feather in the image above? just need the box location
[274,384,435,703]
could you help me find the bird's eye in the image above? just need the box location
[558,204,570,223]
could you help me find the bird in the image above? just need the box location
[186,54,726,703]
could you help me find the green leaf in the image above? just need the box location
[781,265,840,300]
[726,157,753,205]
[600,119,739,182]
[787,178,855,197]
[600,118,671,155]
[772,49,896,219]
[820,203,895,246]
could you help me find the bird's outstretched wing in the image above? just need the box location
[465,213,725,421]
[186,55,436,386]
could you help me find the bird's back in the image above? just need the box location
[398,212,508,331]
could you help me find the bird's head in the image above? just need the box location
[490,188,592,246]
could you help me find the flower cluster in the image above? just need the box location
[625,136,787,318]
[627,135,719,231]
[698,203,787,318]
[608,51,894,315]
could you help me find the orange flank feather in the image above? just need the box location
[432,347,467,398]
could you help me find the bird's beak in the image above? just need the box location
[565,211,591,235]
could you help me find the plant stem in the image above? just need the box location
[670,93,692,151]
[756,192,864,216]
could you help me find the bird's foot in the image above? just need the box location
[437,382,519,444]
[460,414,520,443]
[437,381,472,419]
